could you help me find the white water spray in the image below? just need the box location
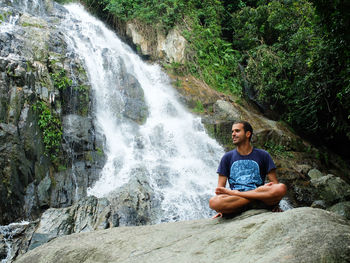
[62,4,224,222]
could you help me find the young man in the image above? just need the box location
[209,121,287,217]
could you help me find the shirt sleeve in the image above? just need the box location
[217,152,231,177]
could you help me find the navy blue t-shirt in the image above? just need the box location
[217,148,276,191]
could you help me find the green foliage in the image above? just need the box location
[193,100,204,113]
[179,0,243,94]
[228,0,350,156]
[96,147,104,156]
[57,165,67,172]
[264,140,292,158]
[102,0,186,31]
[163,62,185,76]
[21,22,45,28]
[50,69,72,91]
[75,84,89,92]
[0,10,12,24]
[174,79,182,87]
[185,21,242,94]
[32,101,63,162]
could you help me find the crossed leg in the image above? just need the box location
[209,183,287,215]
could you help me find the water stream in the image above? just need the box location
[0,222,29,263]
[61,3,224,222]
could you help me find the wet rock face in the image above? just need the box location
[0,235,7,260]
[107,167,160,226]
[118,61,148,124]
[0,2,104,225]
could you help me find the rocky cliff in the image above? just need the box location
[0,0,105,225]
[14,207,350,263]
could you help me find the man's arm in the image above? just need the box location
[267,169,278,184]
[217,175,227,188]
[215,175,229,195]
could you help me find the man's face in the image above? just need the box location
[232,123,250,145]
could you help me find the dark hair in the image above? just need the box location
[234,121,253,141]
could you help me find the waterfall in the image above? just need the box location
[61,4,224,222]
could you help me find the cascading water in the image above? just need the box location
[8,0,46,16]
[0,222,29,263]
[61,4,224,222]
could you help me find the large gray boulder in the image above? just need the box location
[14,207,350,263]
[328,201,350,220]
[28,196,112,251]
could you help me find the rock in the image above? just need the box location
[23,182,40,220]
[310,174,350,205]
[172,75,221,111]
[294,173,350,208]
[328,201,350,220]
[37,175,51,208]
[29,196,112,250]
[120,68,149,124]
[14,208,350,263]
[107,166,160,226]
[295,164,312,175]
[62,114,93,153]
[162,28,186,63]
[126,22,152,56]
[213,100,241,121]
[311,200,327,209]
[27,169,158,252]
[126,22,186,63]
[0,235,6,260]
[308,168,323,180]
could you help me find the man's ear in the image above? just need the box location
[245,131,251,139]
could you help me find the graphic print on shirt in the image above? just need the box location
[229,160,262,191]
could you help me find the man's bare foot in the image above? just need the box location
[271,205,283,212]
[212,213,223,219]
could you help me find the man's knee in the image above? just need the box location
[209,195,230,212]
[272,183,287,198]
[209,196,220,211]
[209,195,222,211]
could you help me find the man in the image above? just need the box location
[209,121,287,217]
